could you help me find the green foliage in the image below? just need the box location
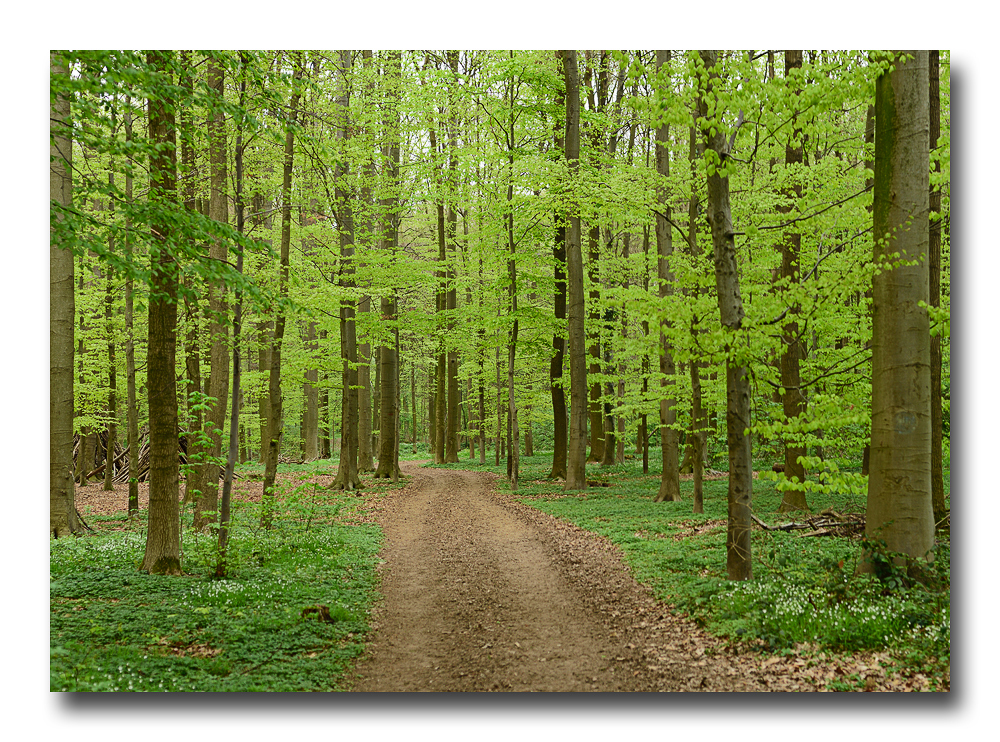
[50,465,383,692]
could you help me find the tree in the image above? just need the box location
[548,55,568,481]
[331,50,362,492]
[141,50,182,575]
[652,49,681,503]
[50,51,79,537]
[262,52,305,524]
[777,50,809,513]
[865,50,934,571]
[561,50,588,492]
[374,51,403,482]
[194,56,231,529]
[697,50,752,581]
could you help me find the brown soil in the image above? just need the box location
[348,462,830,692]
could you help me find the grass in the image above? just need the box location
[50,460,399,692]
[429,448,951,690]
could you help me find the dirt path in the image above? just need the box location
[348,462,784,692]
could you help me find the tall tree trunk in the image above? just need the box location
[507,178,520,490]
[653,50,681,503]
[640,226,651,475]
[546,57,567,481]
[142,50,182,574]
[217,55,249,576]
[179,54,207,507]
[561,50,587,491]
[865,50,934,571]
[332,50,361,491]
[50,51,79,536]
[261,53,304,525]
[928,50,946,528]
[195,58,231,530]
[777,50,808,513]
[698,50,752,581]
[374,51,402,481]
[123,97,140,515]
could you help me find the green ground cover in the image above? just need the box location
[50,463,391,692]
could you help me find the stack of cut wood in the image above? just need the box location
[70,432,216,484]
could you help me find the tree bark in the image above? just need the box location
[653,50,681,503]
[375,51,402,481]
[865,50,934,570]
[561,50,588,491]
[332,50,361,492]
[142,50,182,574]
[698,50,752,581]
[50,51,79,537]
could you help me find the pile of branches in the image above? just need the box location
[73,432,234,484]
[751,508,866,539]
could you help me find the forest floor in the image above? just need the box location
[70,459,935,692]
[343,461,907,692]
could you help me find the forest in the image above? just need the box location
[49,49,950,693]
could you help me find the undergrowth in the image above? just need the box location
[50,460,400,692]
[430,450,950,690]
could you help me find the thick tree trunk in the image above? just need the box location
[142,50,182,574]
[699,50,752,581]
[50,52,78,537]
[865,50,934,571]
[561,50,588,491]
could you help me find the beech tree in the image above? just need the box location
[142,50,182,575]
[50,51,79,537]
[561,49,588,492]
[865,50,935,570]
[697,50,753,581]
